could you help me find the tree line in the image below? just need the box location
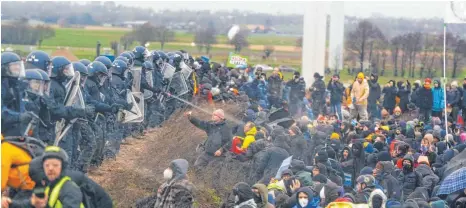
[345,20,466,78]
[1,19,55,48]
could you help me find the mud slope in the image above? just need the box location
[88,104,248,208]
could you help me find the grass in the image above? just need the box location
[39,28,300,48]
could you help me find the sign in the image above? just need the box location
[275,156,293,179]
[227,52,248,68]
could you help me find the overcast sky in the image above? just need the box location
[116,1,447,19]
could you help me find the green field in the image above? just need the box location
[39,28,300,49]
[6,27,466,83]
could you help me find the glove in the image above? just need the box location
[73,107,86,118]
[124,102,133,110]
[111,104,124,114]
[19,112,34,123]
[85,105,95,117]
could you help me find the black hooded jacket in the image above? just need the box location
[257,134,290,184]
[397,155,423,201]
[382,81,397,109]
[397,81,411,112]
[368,74,381,104]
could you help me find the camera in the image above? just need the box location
[34,187,46,198]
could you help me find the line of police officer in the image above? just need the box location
[1,46,196,174]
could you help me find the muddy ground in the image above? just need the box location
[88,103,249,208]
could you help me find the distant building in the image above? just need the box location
[246,24,276,34]
[118,21,149,28]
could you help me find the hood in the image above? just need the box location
[442,149,455,163]
[379,161,395,175]
[371,74,379,82]
[233,182,255,204]
[397,81,405,89]
[352,142,365,159]
[290,159,306,173]
[295,187,314,208]
[244,109,256,122]
[360,166,374,175]
[403,154,415,171]
[404,199,420,208]
[433,80,441,88]
[340,146,352,160]
[436,141,447,155]
[271,126,286,140]
[415,164,434,177]
[407,187,429,201]
[368,189,387,208]
[246,126,257,136]
[29,156,46,184]
[252,183,269,204]
[169,159,189,180]
[377,151,392,162]
[366,153,378,168]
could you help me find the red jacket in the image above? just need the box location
[230,136,245,155]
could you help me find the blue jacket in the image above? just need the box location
[432,81,444,112]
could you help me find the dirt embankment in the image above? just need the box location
[88,103,248,208]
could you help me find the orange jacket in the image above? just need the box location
[1,136,35,190]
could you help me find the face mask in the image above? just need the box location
[403,164,412,171]
[299,198,309,207]
[420,146,428,153]
[234,195,240,203]
[163,168,173,180]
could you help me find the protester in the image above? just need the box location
[327,74,345,120]
[186,109,232,169]
[350,72,369,120]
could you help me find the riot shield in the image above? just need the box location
[131,66,142,92]
[54,73,85,145]
[180,61,193,80]
[143,70,154,99]
[166,72,189,101]
[117,89,144,123]
[161,63,176,80]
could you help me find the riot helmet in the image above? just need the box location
[23,69,50,96]
[51,56,74,79]
[1,52,25,78]
[87,61,108,86]
[111,59,128,76]
[133,46,149,61]
[25,50,52,76]
[79,59,91,67]
[72,62,89,86]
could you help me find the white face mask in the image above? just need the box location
[299,198,309,207]
[163,168,173,180]
[234,195,240,203]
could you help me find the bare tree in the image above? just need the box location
[452,37,466,78]
[346,20,384,72]
[390,35,403,77]
[132,22,157,46]
[110,41,118,56]
[230,30,249,53]
[153,25,175,50]
[406,32,422,78]
[194,22,217,55]
[120,33,135,51]
[35,25,55,48]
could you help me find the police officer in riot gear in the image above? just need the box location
[1,52,33,137]
[94,56,128,159]
[79,59,91,67]
[69,62,97,173]
[49,56,86,162]
[85,61,115,167]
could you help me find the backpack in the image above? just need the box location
[2,136,46,159]
[295,171,313,187]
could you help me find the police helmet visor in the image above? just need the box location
[77,72,88,87]
[6,61,26,78]
[62,63,75,78]
[143,49,150,60]
[27,79,46,96]
[97,72,108,86]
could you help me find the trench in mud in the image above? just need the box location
[88,103,246,208]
